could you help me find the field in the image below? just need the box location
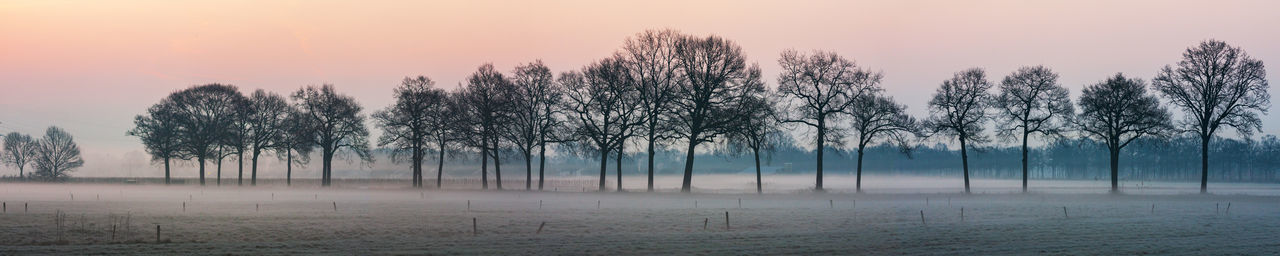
[1,176,1279,255]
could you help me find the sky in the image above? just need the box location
[1,0,1279,176]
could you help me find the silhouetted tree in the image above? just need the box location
[432,91,468,188]
[622,29,683,192]
[462,64,516,190]
[1077,73,1172,193]
[505,61,564,190]
[226,100,252,186]
[924,68,993,194]
[31,127,83,181]
[168,84,249,186]
[246,90,291,186]
[1152,40,1270,194]
[775,50,882,191]
[725,83,781,194]
[563,57,644,191]
[3,132,37,180]
[672,34,763,193]
[992,66,1073,192]
[374,76,446,188]
[848,93,918,192]
[276,109,314,186]
[293,84,372,187]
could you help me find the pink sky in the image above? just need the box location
[1,0,1278,170]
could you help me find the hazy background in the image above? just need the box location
[2,0,1278,178]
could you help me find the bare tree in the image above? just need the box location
[374,76,446,188]
[3,132,37,180]
[31,127,83,181]
[992,66,1074,193]
[1152,40,1270,194]
[226,101,252,186]
[431,91,468,189]
[246,90,292,186]
[276,109,314,186]
[924,68,993,194]
[505,61,564,190]
[168,84,249,186]
[725,83,781,194]
[562,57,644,191]
[847,93,918,193]
[462,64,516,190]
[775,50,882,191]
[293,84,373,187]
[622,29,683,192]
[1077,73,1173,193]
[671,34,763,193]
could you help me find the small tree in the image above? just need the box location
[1152,40,1270,194]
[246,90,291,186]
[671,34,763,193]
[3,132,37,180]
[992,66,1074,193]
[775,49,882,191]
[505,61,564,191]
[1078,74,1172,193]
[725,84,781,194]
[31,127,83,181]
[374,76,447,188]
[924,68,993,194]
[847,93,918,193]
[276,109,314,186]
[293,84,372,187]
[461,64,516,190]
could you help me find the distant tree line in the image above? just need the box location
[118,30,1267,194]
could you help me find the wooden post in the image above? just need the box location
[1151,204,1155,214]
[472,217,477,236]
[332,202,337,212]
[467,200,471,211]
[256,203,260,212]
[111,224,117,241]
[272,193,275,200]
[1226,202,1231,215]
[1063,206,1068,219]
[725,211,730,230]
[539,200,543,210]
[829,200,833,209]
[597,200,600,209]
[536,222,546,234]
[738,198,741,209]
[920,210,926,226]
[695,200,698,209]
[155,225,160,243]
[1216,203,1220,214]
[25,202,27,212]
[70,193,74,201]
[183,202,186,212]
[703,218,708,230]
[3,202,5,213]
[960,207,964,222]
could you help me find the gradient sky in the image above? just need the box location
[2,0,1278,175]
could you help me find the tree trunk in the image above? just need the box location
[163,157,171,185]
[1110,146,1120,193]
[1021,130,1029,193]
[538,139,547,191]
[286,150,292,187]
[754,148,762,194]
[525,151,533,191]
[322,148,334,187]
[251,152,259,186]
[959,136,970,194]
[493,144,503,191]
[413,147,423,188]
[237,152,244,186]
[481,147,489,190]
[856,145,865,193]
[198,156,207,186]
[616,148,623,192]
[437,142,446,189]
[815,119,826,192]
[680,140,697,193]
[598,148,608,191]
[216,156,222,186]
[1200,135,1210,194]
[647,129,656,192]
